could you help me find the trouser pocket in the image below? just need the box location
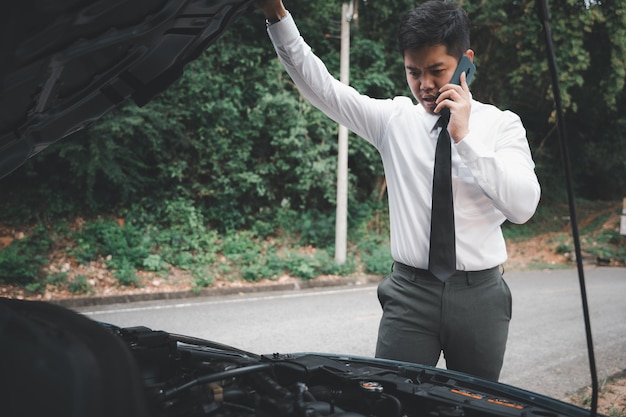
[376,274,392,308]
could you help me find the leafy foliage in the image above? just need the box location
[72,218,149,270]
[1,1,625,289]
[0,225,52,285]
[68,274,93,295]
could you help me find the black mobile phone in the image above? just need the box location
[439,55,475,118]
[449,55,475,86]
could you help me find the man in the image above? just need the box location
[256,0,540,381]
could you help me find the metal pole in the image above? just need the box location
[334,2,352,265]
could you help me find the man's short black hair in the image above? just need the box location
[398,0,470,59]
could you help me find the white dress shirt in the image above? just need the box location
[267,14,541,271]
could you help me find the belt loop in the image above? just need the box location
[465,271,471,285]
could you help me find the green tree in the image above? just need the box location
[2,0,625,231]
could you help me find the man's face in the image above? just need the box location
[404,44,469,115]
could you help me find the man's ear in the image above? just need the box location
[465,49,475,62]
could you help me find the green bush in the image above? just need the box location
[71,218,149,269]
[240,261,273,282]
[222,230,260,261]
[22,271,68,295]
[68,274,93,294]
[362,245,393,276]
[135,198,220,275]
[555,242,572,255]
[143,254,169,273]
[113,258,141,287]
[0,225,53,285]
[584,229,626,262]
[45,272,68,286]
[296,211,337,248]
[282,252,319,280]
[355,233,393,276]
[69,218,151,286]
[315,250,357,276]
[191,262,217,289]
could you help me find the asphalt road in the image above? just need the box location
[77,266,626,401]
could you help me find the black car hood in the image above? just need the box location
[0,297,597,417]
[0,0,255,179]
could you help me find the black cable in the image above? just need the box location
[162,363,273,399]
[535,1,598,416]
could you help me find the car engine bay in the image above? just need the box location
[115,325,591,417]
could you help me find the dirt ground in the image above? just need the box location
[569,370,626,416]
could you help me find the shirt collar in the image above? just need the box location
[426,112,441,133]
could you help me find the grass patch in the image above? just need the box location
[569,370,626,417]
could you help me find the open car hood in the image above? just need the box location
[1,297,597,417]
[0,0,254,179]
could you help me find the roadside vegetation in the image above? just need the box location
[0,196,388,296]
[0,197,623,299]
[569,370,626,417]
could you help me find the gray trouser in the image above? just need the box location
[375,262,511,381]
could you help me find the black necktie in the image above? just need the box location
[428,113,456,281]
